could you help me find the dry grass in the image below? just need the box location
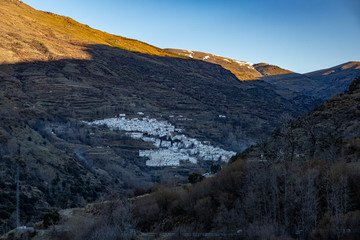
[166,48,263,81]
[0,0,179,64]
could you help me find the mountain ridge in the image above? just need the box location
[165,48,262,80]
[0,0,356,234]
[0,0,181,64]
[304,61,360,99]
[253,62,294,76]
[132,76,360,239]
[166,49,360,100]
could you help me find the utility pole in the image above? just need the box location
[16,164,20,228]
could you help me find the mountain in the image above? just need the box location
[305,61,360,99]
[253,62,293,76]
[248,75,360,163]
[132,76,360,239]
[0,0,344,232]
[0,0,178,64]
[253,63,324,95]
[165,48,262,80]
[167,49,360,100]
[255,62,360,100]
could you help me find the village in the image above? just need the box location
[86,114,236,167]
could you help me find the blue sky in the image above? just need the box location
[22,0,360,73]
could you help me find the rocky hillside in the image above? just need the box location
[253,63,323,95]
[167,49,360,100]
[165,48,262,80]
[305,61,360,99]
[257,62,360,100]
[255,62,360,99]
[0,0,340,232]
[132,76,360,239]
[0,0,178,64]
[248,75,360,163]
[253,62,293,76]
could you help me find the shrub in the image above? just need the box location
[187,173,204,184]
[43,211,60,228]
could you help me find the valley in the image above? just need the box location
[0,0,359,238]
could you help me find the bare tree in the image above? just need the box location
[300,118,319,159]
[279,114,298,162]
[325,164,349,238]
[78,199,136,240]
[295,169,319,238]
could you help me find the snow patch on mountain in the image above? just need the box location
[185,50,194,58]
[235,60,255,69]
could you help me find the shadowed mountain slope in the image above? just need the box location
[131,77,360,239]
[0,0,322,232]
[0,43,319,232]
[255,62,360,99]
[166,49,360,100]
[305,61,360,99]
[253,63,323,96]
[247,75,360,163]
[0,1,354,238]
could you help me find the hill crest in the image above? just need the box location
[0,0,179,64]
[0,1,356,234]
[165,48,263,80]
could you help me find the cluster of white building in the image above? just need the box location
[87,114,178,137]
[85,114,236,167]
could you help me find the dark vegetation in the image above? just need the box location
[134,159,360,239]
[42,211,60,228]
[0,43,318,233]
[135,159,359,238]
[133,76,360,239]
[1,1,359,238]
[0,198,136,240]
[74,199,136,240]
